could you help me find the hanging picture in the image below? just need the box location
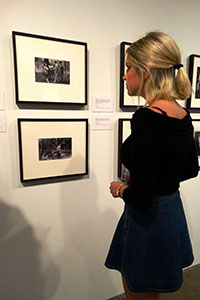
[119,41,145,109]
[192,118,200,169]
[118,118,131,180]
[12,31,87,105]
[187,54,200,111]
[18,119,88,182]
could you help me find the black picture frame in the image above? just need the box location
[120,42,145,109]
[192,118,200,170]
[18,118,88,183]
[118,118,131,179]
[187,54,200,111]
[12,31,87,106]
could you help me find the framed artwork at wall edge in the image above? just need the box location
[18,118,88,182]
[119,41,145,109]
[187,54,200,111]
[118,118,131,180]
[12,31,87,105]
[192,119,200,169]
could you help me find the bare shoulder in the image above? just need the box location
[148,100,187,119]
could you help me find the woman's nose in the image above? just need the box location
[122,74,126,80]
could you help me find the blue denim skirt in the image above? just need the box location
[105,191,194,293]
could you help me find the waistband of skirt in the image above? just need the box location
[125,190,181,215]
[153,190,180,203]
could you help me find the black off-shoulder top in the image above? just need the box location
[121,107,199,211]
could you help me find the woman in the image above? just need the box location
[105,32,199,300]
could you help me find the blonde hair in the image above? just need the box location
[126,31,192,106]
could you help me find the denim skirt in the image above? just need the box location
[105,191,194,293]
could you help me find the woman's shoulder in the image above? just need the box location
[131,106,192,135]
[132,107,161,121]
[133,105,190,121]
[131,107,157,132]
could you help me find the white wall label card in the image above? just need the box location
[0,114,6,132]
[92,96,113,112]
[92,116,114,130]
[0,90,5,110]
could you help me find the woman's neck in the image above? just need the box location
[149,99,177,107]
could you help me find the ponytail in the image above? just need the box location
[175,67,192,100]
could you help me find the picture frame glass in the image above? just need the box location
[118,119,131,179]
[13,32,87,105]
[187,55,200,110]
[192,119,200,168]
[18,119,88,182]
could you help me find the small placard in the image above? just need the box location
[92,116,114,130]
[92,96,113,112]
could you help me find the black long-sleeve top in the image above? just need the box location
[121,107,199,211]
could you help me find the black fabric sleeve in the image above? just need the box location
[122,131,159,211]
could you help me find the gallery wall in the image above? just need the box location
[0,0,200,299]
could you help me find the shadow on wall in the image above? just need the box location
[0,199,59,300]
[58,173,122,300]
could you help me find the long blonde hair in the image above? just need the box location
[126,31,192,106]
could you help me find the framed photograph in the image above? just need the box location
[12,31,87,105]
[118,118,131,179]
[120,42,145,109]
[18,119,88,182]
[192,119,200,169]
[187,54,200,111]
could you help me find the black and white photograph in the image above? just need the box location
[195,67,200,99]
[194,131,200,155]
[192,119,200,170]
[118,118,131,179]
[35,57,70,84]
[39,137,72,161]
[17,119,88,183]
[187,54,200,110]
[12,31,87,105]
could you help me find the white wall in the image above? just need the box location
[0,1,200,299]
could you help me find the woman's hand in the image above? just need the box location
[109,181,127,198]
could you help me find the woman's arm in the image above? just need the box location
[109,131,159,211]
